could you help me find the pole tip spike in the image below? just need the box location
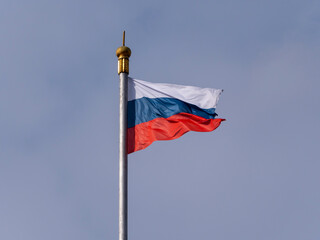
[123,31,125,46]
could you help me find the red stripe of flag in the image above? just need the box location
[127,112,225,154]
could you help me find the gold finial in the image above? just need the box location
[116,31,131,74]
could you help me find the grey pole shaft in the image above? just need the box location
[119,72,128,240]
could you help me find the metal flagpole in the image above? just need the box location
[116,31,131,240]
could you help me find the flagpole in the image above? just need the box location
[116,31,131,240]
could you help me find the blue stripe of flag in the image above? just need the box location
[127,97,217,128]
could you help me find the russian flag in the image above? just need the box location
[127,78,225,154]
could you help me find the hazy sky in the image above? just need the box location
[1,0,320,239]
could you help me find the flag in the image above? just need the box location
[127,78,225,153]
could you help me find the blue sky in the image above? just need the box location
[1,0,320,239]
